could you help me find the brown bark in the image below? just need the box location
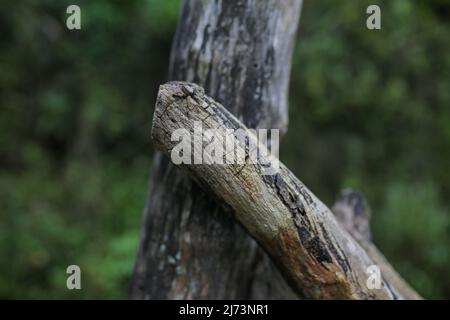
[150,81,421,300]
[130,0,302,299]
[332,190,422,299]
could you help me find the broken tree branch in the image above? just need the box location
[150,81,421,299]
[332,190,422,299]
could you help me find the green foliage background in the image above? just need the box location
[0,0,449,299]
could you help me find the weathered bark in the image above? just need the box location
[130,0,301,299]
[332,190,422,299]
[150,81,419,299]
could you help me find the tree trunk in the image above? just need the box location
[130,0,302,299]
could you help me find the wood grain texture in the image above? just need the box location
[130,0,302,299]
[332,190,422,299]
[150,81,418,299]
